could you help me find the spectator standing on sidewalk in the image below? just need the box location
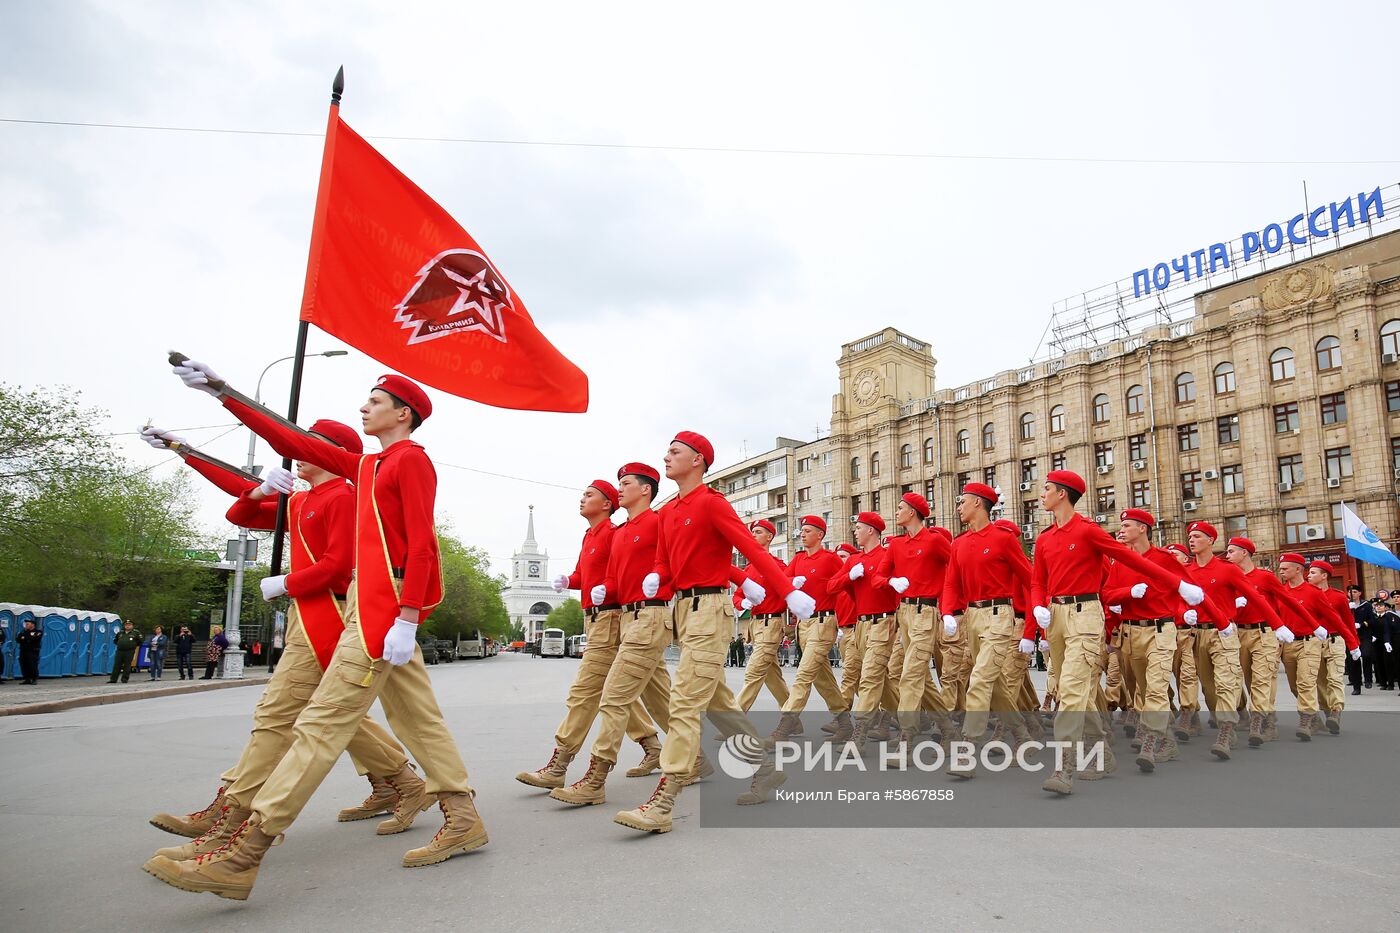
[174,626,195,680]
[148,626,169,681]
[202,625,228,680]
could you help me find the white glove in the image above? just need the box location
[1220,622,1236,638]
[1018,638,1035,654]
[1130,583,1147,599]
[848,562,865,581]
[1183,609,1198,626]
[383,619,418,666]
[642,573,660,599]
[1234,596,1248,609]
[740,598,753,611]
[1275,627,1295,644]
[173,358,223,396]
[1033,606,1051,627]
[792,576,806,589]
[258,466,296,497]
[785,589,816,620]
[552,574,570,593]
[1387,642,1394,653]
[140,425,186,449]
[1313,626,1328,640]
[741,579,766,604]
[259,575,288,601]
[1038,639,1051,653]
[889,576,909,594]
[1349,647,1361,661]
[590,584,607,605]
[942,615,958,638]
[1178,581,1205,606]
[1108,605,1122,615]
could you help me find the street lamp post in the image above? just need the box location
[222,350,346,678]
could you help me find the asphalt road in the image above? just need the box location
[2,652,1396,932]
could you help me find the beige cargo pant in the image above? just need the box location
[591,605,674,765]
[1173,628,1200,711]
[853,614,897,724]
[961,604,1022,740]
[1282,638,1323,715]
[737,615,791,711]
[838,621,867,709]
[1237,626,1280,714]
[1316,634,1347,713]
[1048,600,1107,746]
[781,615,846,713]
[1193,626,1243,725]
[935,609,972,711]
[896,602,948,731]
[1122,620,1175,736]
[251,583,471,836]
[554,608,660,753]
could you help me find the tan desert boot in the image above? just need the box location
[376,764,432,835]
[514,747,574,789]
[150,804,249,861]
[143,814,279,901]
[337,774,399,822]
[149,785,226,838]
[736,757,787,805]
[613,774,680,833]
[1078,741,1117,780]
[1135,733,1158,773]
[625,735,661,778]
[403,792,489,867]
[677,749,714,787]
[1209,722,1235,760]
[826,711,854,743]
[550,756,614,806]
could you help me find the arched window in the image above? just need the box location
[1314,336,1341,371]
[1213,362,1235,394]
[1019,412,1035,441]
[981,422,995,450]
[1092,393,1110,424]
[1175,372,1196,403]
[871,451,880,476]
[923,438,934,463]
[1049,405,1066,434]
[850,457,860,480]
[1381,320,1400,358]
[956,430,970,456]
[529,601,554,616]
[1125,385,1145,415]
[899,444,912,468]
[1270,347,1295,381]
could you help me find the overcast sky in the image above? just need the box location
[4,0,1398,583]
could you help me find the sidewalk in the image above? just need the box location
[0,670,273,716]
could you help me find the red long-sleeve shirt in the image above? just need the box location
[1102,546,1182,621]
[788,547,844,614]
[222,396,439,611]
[872,528,951,599]
[942,524,1032,616]
[733,561,788,615]
[1183,556,1282,632]
[567,519,615,608]
[1282,580,1334,638]
[604,508,672,605]
[183,454,259,500]
[652,485,795,597]
[1316,584,1361,650]
[1241,566,1315,633]
[224,481,355,597]
[828,546,899,616]
[1031,514,1185,610]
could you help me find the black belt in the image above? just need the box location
[808,610,836,620]
[587,604,621,617]
[1296,633,1315,640]
[1326,633,1341,640]
[622,599,668,613]
[902,597,939,609]
[755,612,786,620]
[332,592,348,601]
[858,613,893,622]
[1122,617,1173,629]
[675,586,725,598]
[969,598,1013,609]
[391,566,405,580]
[1051,593,1099,605]
[1236,622,1264,630]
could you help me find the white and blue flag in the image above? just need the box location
[1341,503,1400,571]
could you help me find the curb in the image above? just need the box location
[0,677,269,717]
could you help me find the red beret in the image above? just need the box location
[672,431,713,468]
[855,511,885,533]
[750,518,777,537]
[373,374,432,422]
[799,515,827,534]
[1187,520,1218,541]
[1119,508,1155,528]
[309,418,363,455]
[587,479,619,511]
[1227,536,1255,555]
[617,462,660,483]
[1165,543,1189,556]
[1279,552,1306,566]
[932,525,953,541]
[836,543,858,556]
[994,519,1021,535]
[1046,470,1085,496]
[1308,560,1332,576]
[901,492,930,518]
[961,482,999,505]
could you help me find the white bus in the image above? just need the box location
[456,630,485,659]
[566,634,588,658]
[539,627,566,658]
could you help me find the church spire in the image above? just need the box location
[523,504,537,549]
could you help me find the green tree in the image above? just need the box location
[544,598,585,637]
[423,524,512,642]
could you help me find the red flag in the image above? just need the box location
[299,115,588,412]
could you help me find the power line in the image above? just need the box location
[4,116,1399,166]
[435,460,579,492]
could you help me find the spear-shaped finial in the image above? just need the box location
[331,65,345,105]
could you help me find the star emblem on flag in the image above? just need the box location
[393,248,514,345]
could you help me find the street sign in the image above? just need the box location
[225,539,259,562]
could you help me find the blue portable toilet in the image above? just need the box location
[74,611,95,675]
[0,603,19,680]
[38,607,76,677]
[105,613,126,675]
[90,613,113,675]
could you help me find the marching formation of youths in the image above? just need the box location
[135,356,1378,903]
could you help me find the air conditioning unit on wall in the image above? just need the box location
[1183,501,1199,512]
[1303,524,1326,541]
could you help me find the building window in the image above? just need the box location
[1387,381,1400,413]
[899,444,912,469]
[1177,423,1200,452]
[1020,412,1035,441]
[1325,446,1353,480]
[1278,454,1303,486]
[1021,501,1038,526]
[1330,503,1345,539]
[797,486,812,504]
[821,452,832,466]
[850,457,860,480]
[923,438,935,463]
[1181,471,1203,501]
[1382,320,1400,358]
[1224,515,1247,539]
[1051,452,1066,472]
[1274,402,1299,434]
[796,457,809,474]
[1131,480,1151,507]
[1216,414,1240,445]
[1128,434,1147,461]
[1049,405,1066,434]
[822,481,832,497]
[1213,362,1236,395]
[872,490,881,512]
[1094,442,1113,469]
[983,467,996,487]
[900,483,913,497]
[850,495,861,514]
[1092,393,1110,424]
[1319,392,1347,425]
[1283,507,1309,545]
[1095,486,1116,513]
[1270,347,1295,381]
[956,430,970,456]
[982,422,995,450]
[956,471,971,490]
[1175,372,1196,403]
[1393,438,1400,472]
[1020,458,1038,484]
[1222,463,1244,495]
[1315,336,1341,371]
[1126,385,1145,415]
[871,451,880,476]
[924,479,934,502]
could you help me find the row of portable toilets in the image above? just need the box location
[0,603,127,678]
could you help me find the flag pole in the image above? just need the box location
[269,66,345,576]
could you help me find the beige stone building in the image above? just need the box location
[700,228,1400,590]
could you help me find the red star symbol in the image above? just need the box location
[441,266,503,338]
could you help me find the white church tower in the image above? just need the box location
[502,506,564,643]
